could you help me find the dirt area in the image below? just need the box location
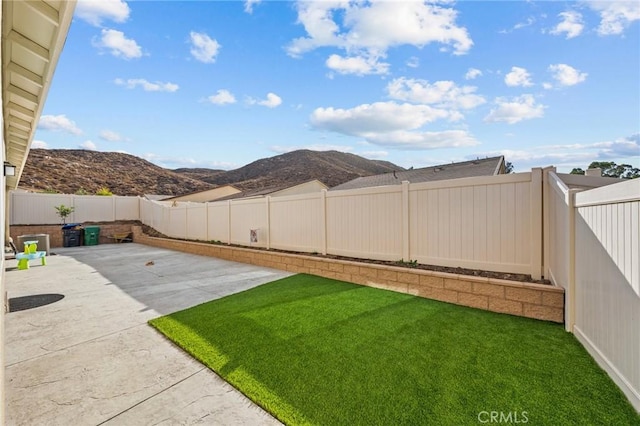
[141,225,550,285]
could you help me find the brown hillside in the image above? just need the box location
[171,167,226,183]
[20,149,405,196]
[20,149,215,196]
[174,150,405,190]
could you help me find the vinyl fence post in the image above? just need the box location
[530,168,543,280]
[567,189,578,332]
[185,203,188,240]
[321,189,327,255]
[205,202,210,241]
[542,166,556,279]
[266,196,271,250]
[402,181,410,261]
[227,200,231,245]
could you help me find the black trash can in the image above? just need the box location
[62,224,83,247]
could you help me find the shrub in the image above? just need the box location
[96,187,113,196]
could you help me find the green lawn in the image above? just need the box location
[149,274,640,425]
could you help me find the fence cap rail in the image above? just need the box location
[575,178,640,207]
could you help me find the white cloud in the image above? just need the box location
[311,102,452,135]
[115,78,179,92]
[484,95,545,124]
[310,101,478,149]
[587,1,640,36]
[244,0,261,14]
[505,66,533,87]
[465,68,482,80]
[326,54,389,76]
[75,0,130,26]
[542,82,553,90]
[189,32,221,63]
[93,29,142,59]
[514,17,535,30]
[550,11,584,39]
[248,92,282,108]
[207,89,237,105]
[31,140,48,149]
[287,1,472,74]
[386,78,485,111]
[80,140,97,151]
[548,64,588,86]
[406,56,420,68]
[38,115,82,135]
[99,130,125,142]
[365,130,479,150]
[499,16,536,34]
[590,134,640,158]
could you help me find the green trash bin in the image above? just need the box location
[84,226,100,246]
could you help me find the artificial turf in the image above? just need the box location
[149,274,640,425]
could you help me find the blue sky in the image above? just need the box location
[34,0,639,173]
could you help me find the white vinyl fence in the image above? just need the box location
[546,171,639,411]
[10,191,141,225]
[573,179,640,411]
[139,170,544,278]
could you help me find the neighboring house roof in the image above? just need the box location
[215,180,328,201]
[330,156,505,191]
[164,185,241,202]
[144,194,172,201]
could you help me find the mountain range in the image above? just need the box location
[19,149,404,196]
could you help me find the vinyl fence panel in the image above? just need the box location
[73,196,117,223]
[409,174,534,274]
[10,191,141,224]
[11,192,74,225]
[166,204,188,239]
[269,192,324,253]
[326,186,404,261]
[573,178,640,412]
[207,201,231,243]
[547,172,571,290]
[186,203,208,241]
[229,198,268,247]
[114,196,140,220]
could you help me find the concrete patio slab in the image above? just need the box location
[5,243,291,425]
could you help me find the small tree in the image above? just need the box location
[505,161,514,174]
[54,204,74,224]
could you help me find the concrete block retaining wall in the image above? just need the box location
[132,226,564,323]
[11,223,135,248]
